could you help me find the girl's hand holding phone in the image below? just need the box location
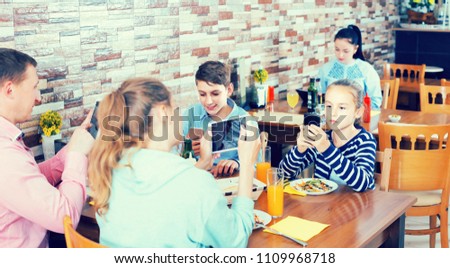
[297,125,330,153]
[303,125,330,153]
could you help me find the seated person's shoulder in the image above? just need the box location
[356,129,376,144]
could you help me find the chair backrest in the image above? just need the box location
[383,63,425,90]
[63,216,106,248]
[380,78,400,109]
[378,122,450,193]
[420,83,450,114]
[441,79,450,87]
[374,148,392,192]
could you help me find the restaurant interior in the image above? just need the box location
[1,0,449,248]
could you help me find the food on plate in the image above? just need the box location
[293,179,333,193]
[254,213,262,224]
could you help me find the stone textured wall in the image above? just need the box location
[0,0,399,156]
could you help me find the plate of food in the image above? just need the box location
[290,178,338,195]
[253,209,271,229]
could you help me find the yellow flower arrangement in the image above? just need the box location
[404,0,435,13]
[40,110,62,137]
[254,67,268,84]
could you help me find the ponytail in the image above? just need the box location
[88,78,171,216]
[335,24,365,61]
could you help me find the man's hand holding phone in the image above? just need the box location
[68,108,95,156]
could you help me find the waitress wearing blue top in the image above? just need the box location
[318,25,382,109]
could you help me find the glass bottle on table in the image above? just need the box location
[181,138,196,164]
[315,78,323,104]
[286,89,299,113]
[315,78,325,126]
[307,77,318,113]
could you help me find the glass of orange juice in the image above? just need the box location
[266,168,284,218]
[256,147,271,183]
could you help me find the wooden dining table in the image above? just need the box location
[250,185,416,248]
[78,182,416,248]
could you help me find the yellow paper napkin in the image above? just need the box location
[263,216,329,241]
[284,185,306,197]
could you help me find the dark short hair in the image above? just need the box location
[335,25,365,61]
[195,61,230,87]
[0,48,37,85]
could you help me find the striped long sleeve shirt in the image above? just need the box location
[279,127,376,192]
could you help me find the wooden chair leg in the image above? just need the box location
[440,212,449,248]
[430,216,437,248]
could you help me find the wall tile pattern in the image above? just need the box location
[0,0,399,155]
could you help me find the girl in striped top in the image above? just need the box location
[279,79,376,192]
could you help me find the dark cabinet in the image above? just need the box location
[395,29,450,79]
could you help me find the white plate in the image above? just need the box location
[253,209,271,229]
[290,178,338,196]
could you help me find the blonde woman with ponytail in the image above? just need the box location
[88,78,260,248]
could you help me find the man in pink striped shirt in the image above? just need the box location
[0,48,95,247]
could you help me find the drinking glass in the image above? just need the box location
[266,168,284,218]
[287,90,300,113]
[256,147,271,184]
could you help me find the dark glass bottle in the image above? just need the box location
[307,77,318,113]
[181,138,194,159]
[315,78,323,104]
[230,60,240,105]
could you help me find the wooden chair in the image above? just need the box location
[383,63,426,92]
[63,216,107,248]
[380,78,400,110]
[420,83,450,114]
[383,63,426,111]
[374,148,393,192]
[441,79,450,87]
[378,122,450,248]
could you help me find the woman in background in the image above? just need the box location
[88,78,260,248]
[318,25,382,109]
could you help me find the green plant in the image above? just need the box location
[254,67,268,84]
[40,110,62,137]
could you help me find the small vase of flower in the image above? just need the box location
[253,67,269,108]
[40,110,63,160]
[403,0,437,24]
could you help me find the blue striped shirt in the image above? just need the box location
[279,127,376,192]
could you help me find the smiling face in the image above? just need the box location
[334,38,358,65]
[196,80,232,119]
[325,85,363,132]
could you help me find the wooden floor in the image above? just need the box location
[405,216,450,248]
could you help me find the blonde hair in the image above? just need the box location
[327,79,364,124]
[88,78,171,216]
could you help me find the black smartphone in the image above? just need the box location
[88,101,99,138]
[210,116,248,153]
[304,113,321,127]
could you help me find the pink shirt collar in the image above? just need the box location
[0,116,23,141]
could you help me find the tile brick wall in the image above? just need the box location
[0,0,399,156]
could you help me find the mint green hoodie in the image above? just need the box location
[96,148,254,248]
